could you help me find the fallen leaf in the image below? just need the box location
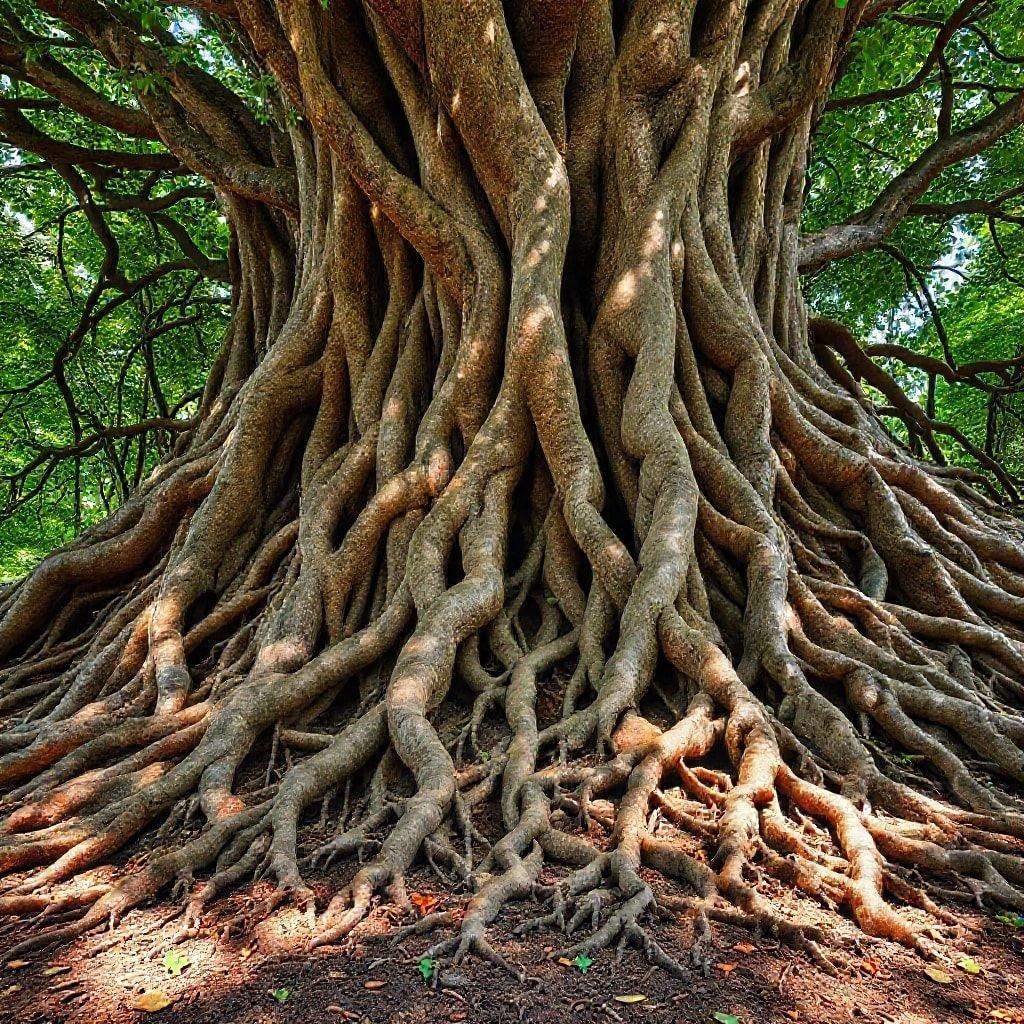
[162,950,191,977]
[133,990,174,1013]
[613,994,648,1004]
[573,953,594,974]
[732,943,756,955]
[860,958,880,976]
[5,961,29,970]
[1,985,22,996]
[410,892,440,916]
[417,957,434,982]
[42,966,71,977]
[363,980,386,990]
[785,1012,799,1022]
[557,957,574,966]
[716,963,738,974]
[713,1013,741,1024]
[924,967,953,985]
[959,957,981,974]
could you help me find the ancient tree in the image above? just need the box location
[1,0,1024,975]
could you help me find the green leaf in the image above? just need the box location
[162,950,191,977]
[270,988,290,1004]
[480,751,491,762]
[835,0,849,7]
[417,957,434,981]
[959,957,981,975]
[131,72,169,97]
[713,1014,741,1024]
[996,913,1024,928]
[572,953,594,974]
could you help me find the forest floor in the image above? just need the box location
[0,817,1022,1024]
[0,851,1019,1024]
[1,698,1023,1024]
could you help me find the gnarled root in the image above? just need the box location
[2,0,1024,989]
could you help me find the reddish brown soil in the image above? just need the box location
[1,839,1022,1024]
[2,706,1021,1022]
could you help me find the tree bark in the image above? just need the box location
[1,0,1024,974]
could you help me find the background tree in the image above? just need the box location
[0,0,1023,975]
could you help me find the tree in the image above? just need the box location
[0,0,1023,975]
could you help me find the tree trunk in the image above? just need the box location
[2,0,1024,973]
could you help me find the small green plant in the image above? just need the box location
[417,957,434,982]
[713,1014,741,1024]
[270,988,290,1004]
[162,950,191,977]
[996,913,1024,928]
[572,953,594,974]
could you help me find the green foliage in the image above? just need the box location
[0,165,228,577]
[0,0,314,578]
[805,0,1024,485]
[0,3,232,578]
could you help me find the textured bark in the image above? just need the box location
[1,0,1024,976]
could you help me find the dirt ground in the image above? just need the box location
[2,687,1022,1024]
[0,841,1022,1024]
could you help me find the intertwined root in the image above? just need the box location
[1,576,1023,977]
[2,449,1024,976]
[1,0,1024,989]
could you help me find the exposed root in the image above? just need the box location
[0,0,1023,990]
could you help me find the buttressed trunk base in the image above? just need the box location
[1,0,1024,976]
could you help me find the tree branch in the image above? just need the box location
[799,90,1024,272]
